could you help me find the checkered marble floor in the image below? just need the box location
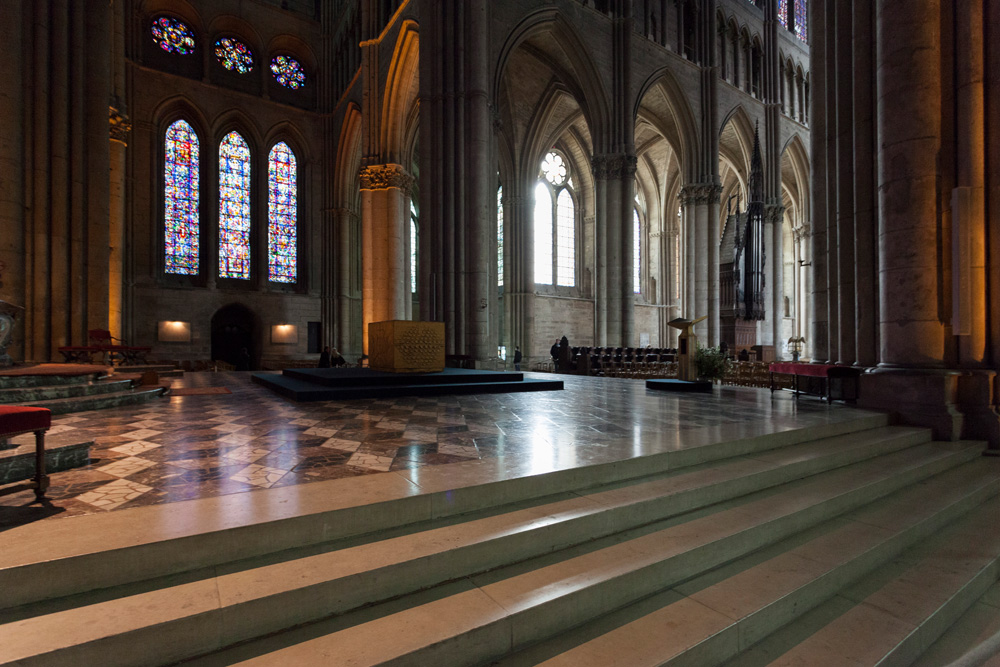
[0,370,847,527]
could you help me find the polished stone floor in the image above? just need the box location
[0,370,860,528]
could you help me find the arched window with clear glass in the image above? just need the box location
[534,152,575,287]
[218,131,252,280]
[497,185,504,288]
[164,120,200,275]
[633,208,642,294]
[268,142,297,283]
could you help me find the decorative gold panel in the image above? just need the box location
[368,320,445,373]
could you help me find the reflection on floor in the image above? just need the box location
[0,370,855,528]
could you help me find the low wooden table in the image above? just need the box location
[769,362,862,402]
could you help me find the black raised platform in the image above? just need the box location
[646,378,714,393]
[252,367,564,402]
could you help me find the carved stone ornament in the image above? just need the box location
[109,107,132,145]
[359,164,415,194]
[591,154,637,180]
[678,183,722,205]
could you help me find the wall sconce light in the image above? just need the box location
[157,320,192,343]
[271,324,298,344]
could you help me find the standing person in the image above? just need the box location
[513,346,522,371]
[236,347,251,371]
[330,348,346,367]
[550,339,559,370]
[318,346,331,368]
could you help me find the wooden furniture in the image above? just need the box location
[769,362,862,402]
[368,321,445,373]
[0,405,51,499]
[57,329,151,365]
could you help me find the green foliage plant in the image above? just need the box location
[695,345,731,382]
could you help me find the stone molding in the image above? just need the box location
[109,107,131,145]
[591,154,638,180]
[678,183,722,205]
[359,164,415,195]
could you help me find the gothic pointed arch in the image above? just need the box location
[381,19,420,166]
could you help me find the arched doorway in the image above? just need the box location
[211,304,257,370]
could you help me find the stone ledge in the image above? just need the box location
[0,438,93,485]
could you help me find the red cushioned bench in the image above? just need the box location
[0,406,51,499]
[769,362,863,402]
[57,329,151,365]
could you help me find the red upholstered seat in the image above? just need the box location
[770,362,837,377]
[0,405,52,436]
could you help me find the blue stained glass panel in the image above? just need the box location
[164,120,199,275]
[268,142,297,283]
[794,0,808,42]
[215,37,254,73]
[151,16,195,54]
[219,132,252,280]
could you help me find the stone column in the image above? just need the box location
[809,0,830,363]
[108,109,130,341]
[852,0,877,367]
[693,190,709,341]
[707,188,721,346]
[680,189,696,323]
[334,207,357,357]
[605,169,624,346]
[617,155,638,346]
[592,160,608,344]
[360,164,413,355]
[876,0,944,367]
[766,204,784,352]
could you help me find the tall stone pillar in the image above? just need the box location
[765,204,784,351]
[875,0,944,367]
[693,192,710,341]
[505,189,535,363]
[707,191,721,347]
[360,164,413,354]
[809,0,830,363]
[605,170,623,346]
[108,110,130,342]
[592,161,608,345]
[680,191,696,323]
[617,156,638,346]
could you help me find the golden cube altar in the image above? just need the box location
[368,320,445,373]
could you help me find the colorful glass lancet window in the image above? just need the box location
[218,132,252,280]
[164,120,200,275]
[151,16,196,54]
[633,209,641,294]
[271,55,306,89]
[497,186,504,288]
[267,142,297,283]
[794,0,808,42]
[777,0,789,28]
[215,37,254,73]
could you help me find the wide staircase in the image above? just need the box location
[2,412,999,666]
[0,366,172,415]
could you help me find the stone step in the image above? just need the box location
[726,485,1000,667]
[117,365,184,378]
[0,412,892,610]
[170,442,980,667]
[0,435,972,667]
[13,385,168,415]
[497,455,1000,667]
[910,580,1000,667]
[0,371,107,390]
[0,378,135,404]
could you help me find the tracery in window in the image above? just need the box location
[215,37,254,73]
[151,16,196,54]
[267,142,297,283]
[534,152,576,287]
[497,186,504,288]
[633,209,641,294]
[271,55,306,89]
[164,120,200,275]
[218,132,252,280]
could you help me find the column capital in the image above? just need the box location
[764,203,786,224]
[359,163,415,195]
[678,183,722,205]
[591,154,637,180]
[109,107,131,145]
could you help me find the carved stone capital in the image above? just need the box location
[765,204,786,224]
[109,107,132,145]
[591,154,637,180]
[359,164,415,195]
[678,183,722,205]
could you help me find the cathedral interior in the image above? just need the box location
[1,1,1000,665]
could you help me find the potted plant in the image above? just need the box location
[695,345,731,384]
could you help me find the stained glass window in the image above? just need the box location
[794,0,807,42]
[777,0,789,28]
[164,120,200,275]
[556,190,575,287]
[534,183,553,285]
[151,16,196,54]
[271,55,306,89]
[268,142,297,283]
[634,209,641,294]
[218,132,252,280]
[497,186,504,288]
[215,37,254,73]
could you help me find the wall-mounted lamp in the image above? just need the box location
[157,320,192,342]
[798,259,812,267]
[271,324,298,344]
